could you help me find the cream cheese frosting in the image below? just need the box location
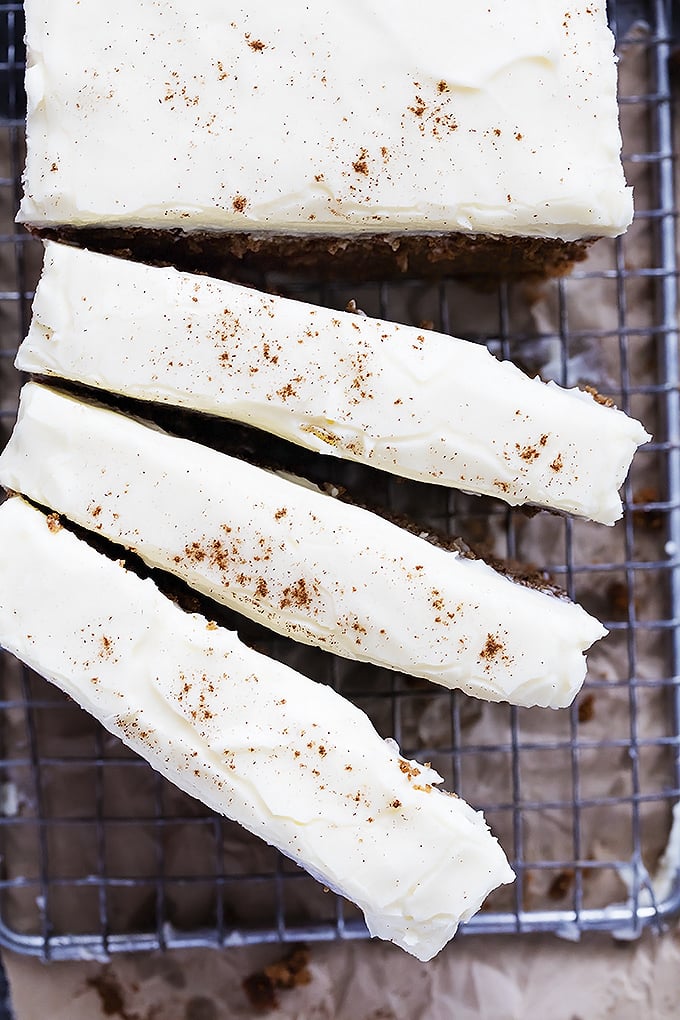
[0,383,607,709]
[19,0,631,240]
[0,496,514,960]
[18,242,650,525]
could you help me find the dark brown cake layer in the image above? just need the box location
[29,224,591,283]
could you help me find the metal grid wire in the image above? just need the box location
[0,0,678,961]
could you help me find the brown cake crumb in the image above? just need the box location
[46,512,62,533]
[584,384,615,408]
[399,759,421,780]
[578,692,595,724]
[548,869,574,900]
[632,486,663,530]
[606,579,631,620]
[32,223,591,282]
[243,946,311,1012]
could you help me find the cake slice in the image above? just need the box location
[19,242,650,525]
[0,496,514,960]
[0,383,607,709]
[20,1,631,278]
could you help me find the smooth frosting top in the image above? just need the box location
[20,0,632,239]
[0,497,514,961]
[20,242,650,525]
[0,383,607,709]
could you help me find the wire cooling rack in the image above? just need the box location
[0,0,678,962]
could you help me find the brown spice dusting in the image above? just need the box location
[550,453,564,472]
[90,505,102,518]
[480,632,504,661]
[206,621,218,631]
[46,513,62,533]
[578,692,595,724]
[184,542,205,567]
[409,95,427,118]
[274,507,288,520]
[516,443,540,463]
[276,382,297,401]
[99,635,114,659]
[246,36,267,52]
[255,577,269,598]
[584,384,615,408]
[437,80,449,93]
[232,194,248,213]
[280,577,311,610]
[352,148,369,176]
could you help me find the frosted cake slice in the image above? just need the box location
[19,1,631,278]
[0,497,514,960]
[0,383,607,709]
[19,242,650,525]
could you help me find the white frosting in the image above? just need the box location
[19,242,649,525]
[19,0,631,240]
[0,383,607,709]
[0,497,514,960]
